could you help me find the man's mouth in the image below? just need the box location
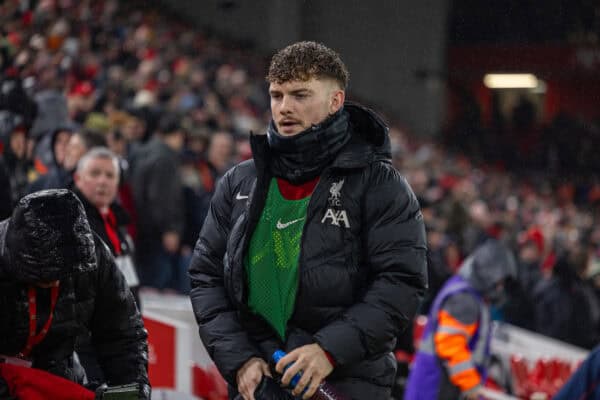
[279,120,300,132]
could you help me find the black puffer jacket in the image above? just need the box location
[0,189,149,399]
[189,104,428,399]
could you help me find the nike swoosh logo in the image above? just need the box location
[236,192,249,200]
[276,218,304,230]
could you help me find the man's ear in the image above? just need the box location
[329,89,345,114]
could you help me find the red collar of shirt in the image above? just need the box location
[276,177,319,200]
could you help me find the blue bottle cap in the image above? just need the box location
[272,350,301,388]
[272,350,287,363]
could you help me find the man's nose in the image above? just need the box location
[99,174,111,185]
[280,95,292,114]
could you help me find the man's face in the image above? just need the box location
[10,131,26,159]
[208,132,233,171]
[269,77,344,136]
[63,134,86,171]
[54,130,71,166]
[75,157,119,210]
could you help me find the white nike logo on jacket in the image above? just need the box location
[276,218,305,230]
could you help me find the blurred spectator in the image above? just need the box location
[421,227,453,314]
[120,111,147,157]
[180,153,207,254]
[3,123,32,204]
[0,66,37,132]
[517,226,546,291]
[207,131,235,176]
[72,147,141,384]
[131,114,187,292]
[502,226,545,329]
[532,249,600,349]
[62,130,107,180]
[406,240,517,400]
[180,130,235,275]
[68,81,96,125]
[29,129,106,192]
[28,127,73,193]
[73,147,139,301]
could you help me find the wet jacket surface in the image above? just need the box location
[189,103,428,399]
[0,190,149,399]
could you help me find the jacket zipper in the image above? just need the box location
[287,169,330,332]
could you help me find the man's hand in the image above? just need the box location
[275,344,334,399]
[236,357,271,400]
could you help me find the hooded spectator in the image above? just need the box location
[28,127,73,193]
[0,189,150,398]
[406,240,517,400]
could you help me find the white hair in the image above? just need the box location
[76,146,120,176]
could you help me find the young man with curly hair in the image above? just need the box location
[189,41,427,400]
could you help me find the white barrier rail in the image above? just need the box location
[141,292,590,399]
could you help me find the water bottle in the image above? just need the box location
[272,350,350,400]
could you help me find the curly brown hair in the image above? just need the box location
[266,41,349,89]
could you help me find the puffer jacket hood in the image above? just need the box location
[0,189,96,283]
[331,101,391,168]
[345,102,388,146]
[459,239,517,294]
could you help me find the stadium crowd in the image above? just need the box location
[1,0,600,358]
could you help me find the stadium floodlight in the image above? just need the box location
[483,73,539,89]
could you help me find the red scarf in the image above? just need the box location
[101,208,122,255]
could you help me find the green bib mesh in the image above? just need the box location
[246,179,311,339]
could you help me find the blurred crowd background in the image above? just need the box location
[1,0,600,353]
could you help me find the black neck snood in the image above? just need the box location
[266,109,350,184]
